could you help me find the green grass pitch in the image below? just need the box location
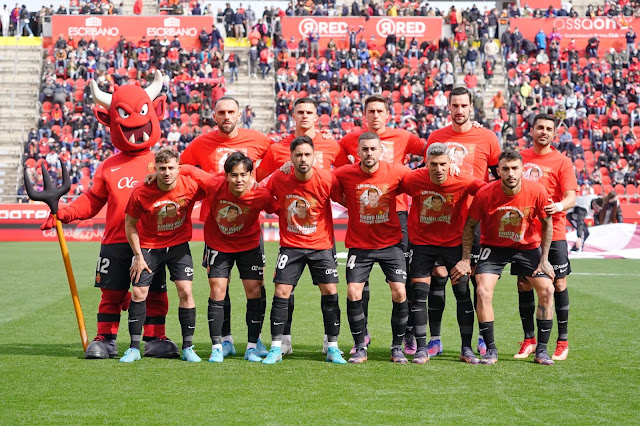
[1,241,639,424]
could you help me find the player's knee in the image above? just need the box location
[274,284,292,299]
[517,277,532,292]
[535,282,554,305]
[131,286,149,302]
[390,286,406,302]
[319,283,337,296]
[553,277,567,292]
[432,265,448,278]
[347,285,363,301]
[476,286,493,303]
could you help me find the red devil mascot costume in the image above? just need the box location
[42,70,179,359]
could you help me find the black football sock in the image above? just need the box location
[452,281,474,349]
[479,321,496,351]
[283,289,294,336]
[391,300,409,349]
[260,286,267,326]
[321,294,340,342]
[405,281,415,336]
[428,275,447,338]
[222,286,231,337]
[178,307,196,349]
[554,289,569,341]
[208,298,224,345]
[347,299,366,348]
[270,296,288,343]
[362,282,370,334]
[519,289,536,339]
[128,300,145,349]
[536,319,553,353]
[411,282,429,348]
[246,298,262,344]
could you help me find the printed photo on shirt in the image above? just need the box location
[380,140,395,163]
[216,146,248,172]
[498,207,525,242]
[419,192,452,224]
[446,142,474,175]
[215,201,245,235]
[286,196,317,235]
[523,163,544,182]
[358,185,389,224]
[154,200,185,232]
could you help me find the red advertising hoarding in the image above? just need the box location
[50,15,214,50]
[510,17,637,54]
[280,16,443,49]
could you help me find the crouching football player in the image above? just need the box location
[121,147,204,362]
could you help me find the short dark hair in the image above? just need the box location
[448,86,472,104]
[224,151,253,173]
[532,113,557,129]
[364,94,389,111]
[290,135,314,152]
[155,147,179,164]
[214,96,240,109]
[293,97,317,109]
[498,149,523,163]
[358,131,380,144]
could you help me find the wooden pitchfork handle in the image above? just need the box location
[24,163,89,351]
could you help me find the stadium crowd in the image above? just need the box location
[15,0,640,207]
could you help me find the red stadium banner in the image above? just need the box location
[524,0,562,9]
[280,16,443,49]
[0,204,348,242]
[49,15,214,50]
[509,17,638,54]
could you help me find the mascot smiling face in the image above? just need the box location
[90,70,166,155]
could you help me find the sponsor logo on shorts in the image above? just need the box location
[185,267,194,277]
[325,268,338,277]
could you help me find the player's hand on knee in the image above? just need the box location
[130,255,151,283]
[450,259,471,282]
[533,259,555,281]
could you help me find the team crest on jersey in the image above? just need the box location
[285,195,317,235]
[419,190,453,224]
[497,206,528,242]
[215,200,246,235]
[523,163,547,182]
[357,184,390,224]
[153,200,185,231]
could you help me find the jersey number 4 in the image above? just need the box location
[346,255,357,269]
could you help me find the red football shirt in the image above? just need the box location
[333,161,409,249]
[125,175,204,249]
[426,126,501,182]
[180,165,276,253]
[256,132,350,181]
[399,171,486,247]
[266,167,342,250]
[86,151,156,245]
[468,179,550,250]
[340,127,425,211]
[180,128,271,220]
[520,147,578,241]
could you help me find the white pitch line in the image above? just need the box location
[337,263,640,277]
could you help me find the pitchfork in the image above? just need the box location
[24,162,89,351]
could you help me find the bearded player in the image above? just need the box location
[514,114,576,361]
[339,94,426,355]
[255,97,350,355]
[41,71,180,359]
[425,86,501,357]
[180,96,272,357]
